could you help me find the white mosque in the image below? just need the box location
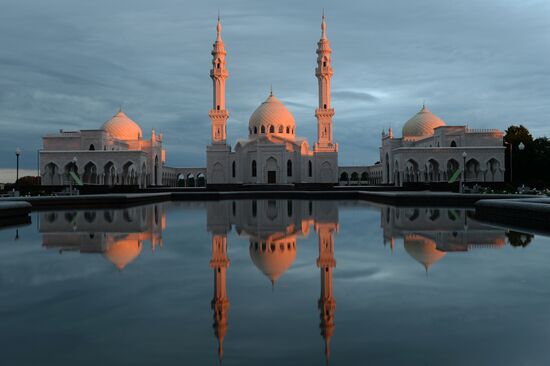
[205,16,338,185]
[39,15,507,189]
[40,110,166,188]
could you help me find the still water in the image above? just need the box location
[1,200,549,365]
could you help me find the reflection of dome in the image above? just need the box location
[404,234,446,271]
[248,94,296,138]
[249,240,297,283]
[402,105,445,139]
[101,111,143,141]
[104,236,143,270]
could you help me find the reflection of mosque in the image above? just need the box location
[207,200,339,362]
[40,204,165,270]
[379,205,506,271]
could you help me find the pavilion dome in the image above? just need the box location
[404,234,446,271]
[248,94,296,138]
[101,110,143,141]
[402,105,446,139]
[249,239,297,284]
[103,235,143,271]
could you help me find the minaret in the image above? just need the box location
[314,14,337,153]
[210,234,230,361]
[209,16,229,144]
[316,221,337,362]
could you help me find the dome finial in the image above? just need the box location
[321,10,327,39]
[216,11,222,40]
[270,84,273,97]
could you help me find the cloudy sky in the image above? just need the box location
[1,0,549,174]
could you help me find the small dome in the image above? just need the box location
[402,105,445,139]
[248,94,296,138]
[249,240,297,284]
[103,235,142,270]
[404,234,446,271]
[101,111,143,141]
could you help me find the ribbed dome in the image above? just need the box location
[404,234,446,271]
[101,111,143,141]
[249,240,297,284]
[402,105,445,139]
[248,94,296,138]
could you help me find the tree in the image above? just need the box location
[504,125,533,148]
[506,230,533,247]
[16,176,41,186]
[503,125,550,186]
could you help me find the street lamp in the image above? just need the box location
[518,142,525,151]
[504,141,513,183]
[461,151,467,193]
[15,147,21,186]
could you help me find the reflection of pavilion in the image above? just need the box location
[40,204,165,270]
[206,200,339,363]
[379,205,506,271]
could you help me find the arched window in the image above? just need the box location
[251,160,257,177]
[261,125,265,134]
[308,161,312,177]
[324,104,327,109]
[217,62,220,69]
[232,161,236,178]
[287,160,292,177]
[269,125,274,133]
[278,125,283,133]
[286,126,290,133]
[216,105,220,110]
[254,126,258,134]
[451,140,457,147]
[323,60,327,67]
[89,144,95,151]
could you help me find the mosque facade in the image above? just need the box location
[339,105,506,186]
[205,16,338,185]
[39,110,166,188]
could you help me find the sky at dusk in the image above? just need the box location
[1,0,550,174]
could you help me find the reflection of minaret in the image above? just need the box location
[210,234,230,362]
[316,221,337,362]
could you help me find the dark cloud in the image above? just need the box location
[0,0,549,171]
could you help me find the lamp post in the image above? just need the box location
[461,151,467,193]
[15,147,21,187]
[504,141,513,183]
[518,142,525,191]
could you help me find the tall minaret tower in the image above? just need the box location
[210,233,230,361]
[209,16,229,144]
[314,14,337,153]
[316,221,337,362]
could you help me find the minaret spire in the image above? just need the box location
[316,221,338,364]
[210,234,230,362]
[209,15,229,144]
[314,13,337,153]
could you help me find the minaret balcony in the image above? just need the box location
[315,108,335,118]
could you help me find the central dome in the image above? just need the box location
[249,239,297,284]
[101,111,143,141]
[248,94,296,137]
[402,105,446,140]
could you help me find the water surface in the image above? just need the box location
[1,200,549,365]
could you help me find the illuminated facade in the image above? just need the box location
[206,16,338,185]
[40,111,166,188]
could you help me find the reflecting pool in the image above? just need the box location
[1,200,549,365]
